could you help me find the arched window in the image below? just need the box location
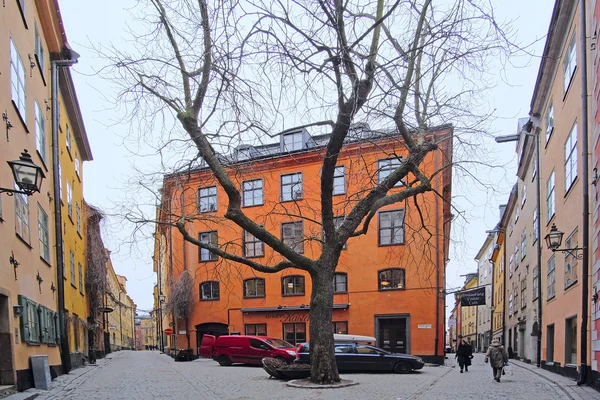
[244,278,266,298]
[333,273,347,293]
[378,269,405,290]
[282,275,305,296]
[200,281,220,300]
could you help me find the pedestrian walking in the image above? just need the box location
[485,338,509,382]
[455,335,473,373]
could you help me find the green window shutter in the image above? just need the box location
[31,302,40,343]
[18,295,30,342]
[41,307,49,344]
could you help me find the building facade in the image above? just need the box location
[157,125,453,364]
[105,262,136,352]
[474,235,494,353]
[459,274,478,349]
[491,226,505,344]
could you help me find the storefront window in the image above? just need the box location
[283,322,306,346]
[245,324,267,336]
[333,321,348,334]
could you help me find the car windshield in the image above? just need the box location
[264,339,294,348]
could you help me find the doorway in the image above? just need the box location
[0,295,14,385]
[195,323,229,355]
[375,315,408,354]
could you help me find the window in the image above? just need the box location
[513,285,519,314]
[547,256,556,300]
[283,322,306,346]
[508,293,513,316]
[333,273,347,293]
[66,181,73,219]
[378,209,405,245]
[66,125,72,155]
[333,166,345,195]
[244,278,265,298]
[533,266,539,301]
[545,102,554,143]
[564,229,578,289]
[281,173,303,201]
[532,159,537,181]
[35,101,46,162]
[281,221,304,253]
[282,131,304,151]
[245,324,267,336]
[521,229,527,260]
[546,171,555,222]
[333,321,348,334]
[515,207,519,223]
[565,317,577,364]
[19,296,40,344]
[378,268,405,290]
[533,208,539,243]
[333,216,347,249]
[34,22,45,76]
[522,184,526,207]
[200,281,220,300]
[356,345,379,354]
[547,325,555,362]
[282,275,305,295]
[198,186,217,212]
[563,34,577,93]
[10,38,26,121]
[508,254,513,278]
[521,277,527,309]
[78,262,84,294]
[70,251,76,285]
[565,123,578,192]
[75,157,80,178]
[377,158,404,187]
[198,231,218,261]
[38,205,50,262]
[242,179,263,207]
[515,244,520,267]
[58,165,62,201]
[243,230,264,257]
[76,203,81,234]
[15,188,30,243]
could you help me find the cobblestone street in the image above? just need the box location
[17,351,594,400]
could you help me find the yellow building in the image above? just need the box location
[460,274,478,348]
[491,229,505,343]
[140,314,156,348]
[104,258,136,351]
[0,0,91,390]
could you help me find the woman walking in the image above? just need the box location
[485,338,509,382]
[455,335,473,373]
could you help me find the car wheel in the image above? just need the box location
[393,362,412,374]
[275,356,289,364]
[218,355,232,366]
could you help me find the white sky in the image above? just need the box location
[58,0,554,316]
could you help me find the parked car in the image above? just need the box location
[199,334,216,358]
[213,335,297,366]
[295,342,425,374]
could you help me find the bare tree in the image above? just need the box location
[99,0,512,383]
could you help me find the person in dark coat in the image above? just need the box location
[455,335,473,373]
[485,338,509,382]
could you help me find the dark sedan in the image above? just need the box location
[295,342,425,374]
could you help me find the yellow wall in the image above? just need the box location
[492,237,505,340]
[104,259,136,350]
[460,276,478,345]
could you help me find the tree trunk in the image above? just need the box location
[308,264,340,384]
[185,317,191,348]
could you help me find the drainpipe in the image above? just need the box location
[533,119,543,368]
[434,138,440,360]
[578,0,589,385]
[502,231,507,346]
[51,49,80,374]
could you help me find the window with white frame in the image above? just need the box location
[66,125,72,155]
[10,38,26,121]
[76,202,81,234]
[35,101,46,162]
[563,34,577,93]
[58,165,63,201]
[34,22,45,76]
[281,173,303,201]
[533,208,538,243]
[509,254,514,278]
[200,281,220,300]
[14,186,30,242]
[198,186,217,212]
[377,158,404,187]
[547,256,556,300]
[522,184,526,207]
[333,165,345,195]
[243,230,264,258]
[67,181,73,219]
[521,278,527,308]
[198,231,218,261]
[508,293,513,316]
[545,102,554,143]
[378,209,405,245]
[243,278,265,298]
[282,131,304,151]
[75,157,80,178]
[38,205,50,262]
[546,171,555,222]
[521,229,527,260]
[564,229,578,289]
[515,207,519,223]
[70,250,76,284]
[565,123,578,192]
[533,266,539,301]
[282,221,304,253]
[514,244,519,268]
[242,179,263,206]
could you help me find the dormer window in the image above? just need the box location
[282,130,305,152]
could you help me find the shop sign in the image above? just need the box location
[418,324,432,329]
[460,287,486,306]
[265,311,310,322]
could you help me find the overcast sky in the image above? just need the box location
[58,0,554,317]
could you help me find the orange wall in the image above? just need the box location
[163,131,451,359]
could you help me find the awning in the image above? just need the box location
[241,304,350,313]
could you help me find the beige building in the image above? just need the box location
[459,274,478,348]
[105,259,136,351]
[140,314,156,348]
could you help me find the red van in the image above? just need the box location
[212,335,297,366]
[199,334,216,358]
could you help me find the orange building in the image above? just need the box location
[157,125,452,363]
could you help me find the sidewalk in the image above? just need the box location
[508,359,599,400]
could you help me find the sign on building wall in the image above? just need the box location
[460,287,486,306]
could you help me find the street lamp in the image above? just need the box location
[544,223,583,259]
[0,150,45,195]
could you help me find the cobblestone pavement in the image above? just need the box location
[26,351,599,400]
